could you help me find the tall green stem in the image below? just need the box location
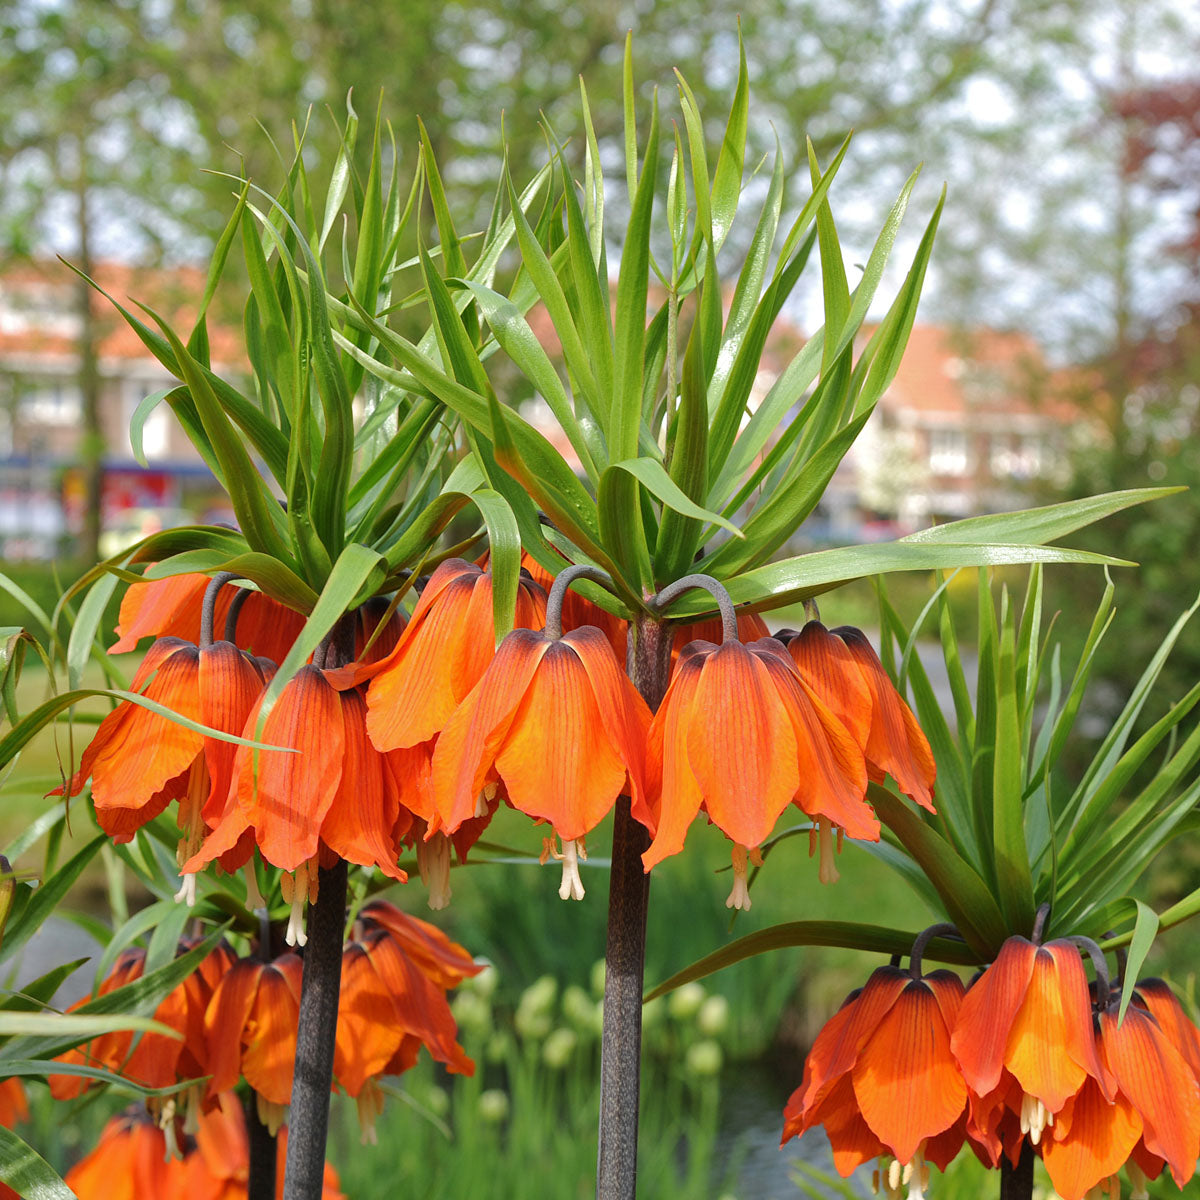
[597,616,672,1200]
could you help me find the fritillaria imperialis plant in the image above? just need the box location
[656,570,1200,1198]
[0,36,1180,1200]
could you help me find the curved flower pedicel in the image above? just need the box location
[782,927,973,1195]
[642,578,869,906]
[112,570,306,665]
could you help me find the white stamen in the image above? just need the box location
[558,839,585,901]
[1019,1092,1051,1144]
[888,1158,902,1192]
[1128,1161,1150,1200]
[173,873,197,907]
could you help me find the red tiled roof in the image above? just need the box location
[0,259,243,367]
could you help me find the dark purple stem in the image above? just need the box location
[597,615,673,1200]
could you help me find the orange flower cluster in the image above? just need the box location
[784,935,1200,1200]
[74,563,933,911]
[63,1095,344,1200]
[48,938,234,1119]
[46,902,477,1143]
[356,561,934,908]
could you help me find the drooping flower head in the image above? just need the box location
[49,938,236,1123]
[56,625,267,902]
[204,952,304,1136]
[782,621,936,810]
[643,627,868,907]
[336,903,478,1141]
[1039,973,1200,1200]
[784,929,975,1193]
[431,617,651,901]
[361,558,547,752]
[951,934,1110,1160]
[186,668,407,940]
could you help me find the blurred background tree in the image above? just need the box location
[0,0,1198,684]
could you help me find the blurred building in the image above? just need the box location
[846,324,1083,528]
[0,260,237,558]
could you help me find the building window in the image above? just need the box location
[21,380,82,426]
[990,435,1043,480]
[928,428,969,474]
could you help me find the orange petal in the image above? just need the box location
[851,978,967,1163]
[430,630,547,832]
[641,652,709,869]
[80,639,204,815]
[319,690,405,880]
[1100,1006,1200,1186]
[1003,941,1102,1111]
[804,968,910,1113]
[365,930,473,1075]
[836,626,936,809]
[334,944,406,1096]
[360,900,482,988]
[812,1075,887,1176]
[193,1091,249,1181]
[1041,1077,1142,1200]
[563,626,652,819]
[756,645,874,838]
[239,955,302,1106]
[1136,978,1200,1081]
[234,667,345,871]
[365,563,544,751]
[951,936,1038,1097]
[495,637,629,840]
[198,641,266,824]
[684,642,800,850]
[785,622,873,749]
[204,959,265,1097]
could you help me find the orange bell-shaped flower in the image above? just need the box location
[361,558,547,752]
[63,1109,189,1200]
[55,634,266,894]
[784,621,936,810]
[204,952,303,1135]
[784,955,971,1188]
[186,670,407,937]
[432,624,651,900]
[642,633,867,907]
[951,935,1109,1157]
